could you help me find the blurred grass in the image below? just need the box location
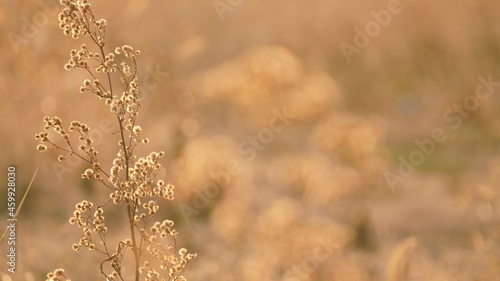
[2,0,500,280]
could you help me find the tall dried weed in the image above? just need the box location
[35,1,195,280]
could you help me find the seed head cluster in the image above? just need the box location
[68,200,108,252]
[38,0,195,280]
[58,0,105,42]
[46,268,70,281]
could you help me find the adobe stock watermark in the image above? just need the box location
[6,166,17,273]
[179,107,295,223]
[384,75,500,191]
[7,0,59,54]
[213,0,243,21]
[137,64,170,104]
[282,235,339,281]
[339,0,407,63]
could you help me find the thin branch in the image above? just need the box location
[0,164,39,243]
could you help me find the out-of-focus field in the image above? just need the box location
[1,0,500,280]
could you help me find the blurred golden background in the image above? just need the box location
[1,0,500,280]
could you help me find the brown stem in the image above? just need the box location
[117,115,140,281]
[95,33,140,280]
[89,25,141,277]
[126,200,140,281]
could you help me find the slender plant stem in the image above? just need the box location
[117,115,140,281]
[95,33,140,280]
[90,22,141,278]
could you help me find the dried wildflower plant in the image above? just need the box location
[35,1,196,280]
